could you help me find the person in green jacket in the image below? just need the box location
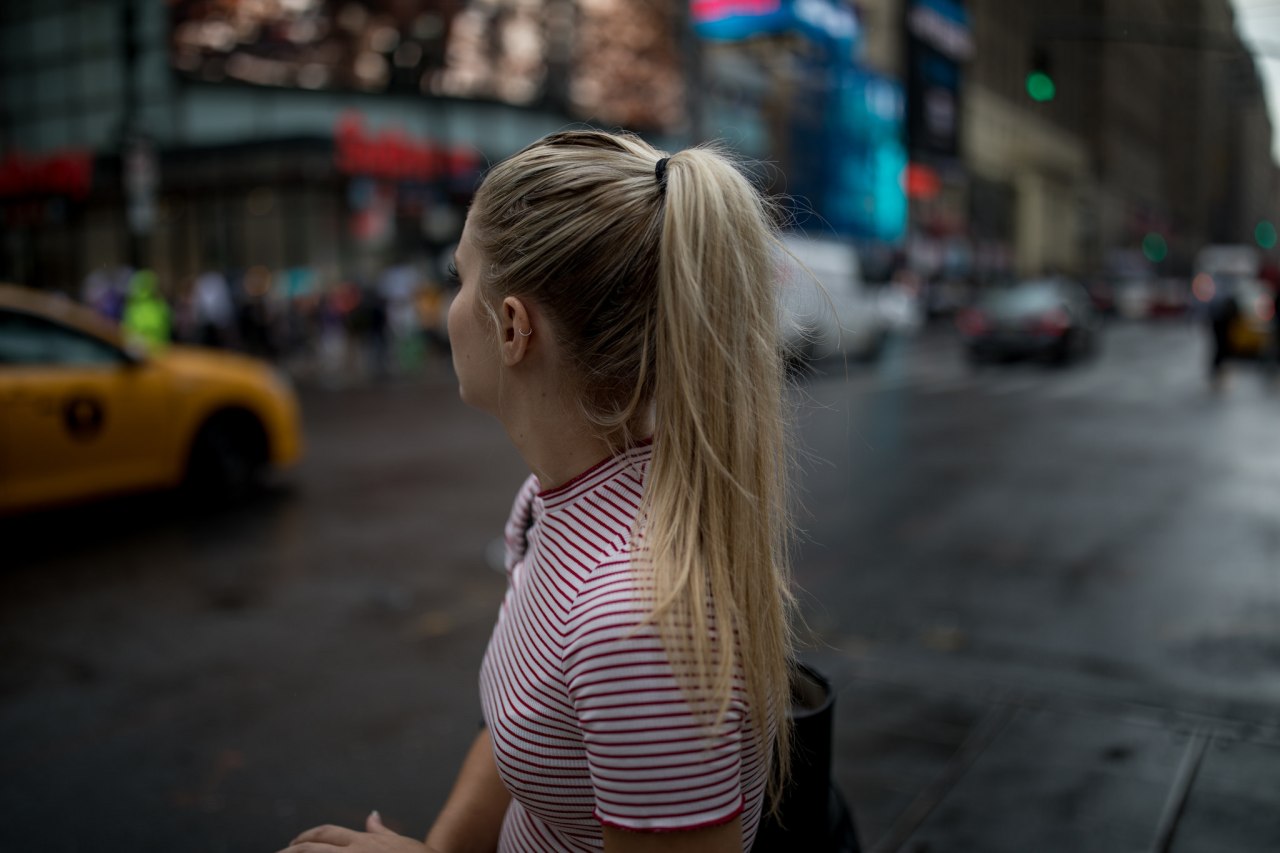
[122,269,171,351]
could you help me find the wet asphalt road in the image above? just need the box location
[2,320,1278,852]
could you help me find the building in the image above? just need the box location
[3,0,1275,298]
[961,0,1277,279]
[0,0,687,297]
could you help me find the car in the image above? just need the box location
[777,235,886,365]
[1083,277,1115,315]
[1112,277,1156,320]
[0,284,303,515]
[1111,276,1190,320]
[956,277,1100,365]
[1149,277,1191,318]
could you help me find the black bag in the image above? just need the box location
[752,663,861,853]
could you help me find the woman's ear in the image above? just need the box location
[500,296,533,366]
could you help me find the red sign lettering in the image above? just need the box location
[335,113,480,182]
[0,150,94,199]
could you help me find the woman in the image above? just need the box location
[281,130,796,853]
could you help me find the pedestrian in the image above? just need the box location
[121,269,170,352]
[82,264,131,322]
[414,281,450,357]
[280,131,799,852]
[1270,283,1280,382]
[1208,281,1239,389]
[192,267,235,348]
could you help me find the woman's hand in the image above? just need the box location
[279,810,439,853]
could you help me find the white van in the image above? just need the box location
[777,235,886,364]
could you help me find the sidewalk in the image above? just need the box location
[808,649,1280,853]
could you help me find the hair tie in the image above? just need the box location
[654,157,669,191]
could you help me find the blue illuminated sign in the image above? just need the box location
[789,67,907,242]
[692,0,857,44]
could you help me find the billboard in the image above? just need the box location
[692,0,857,44]
[832,69,907,241]
[168,0,685,132]
[789,66,906,242]
[905,0,972,162]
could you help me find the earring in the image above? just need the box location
[517,328,532,337]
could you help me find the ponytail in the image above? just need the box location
[646,148,797,813]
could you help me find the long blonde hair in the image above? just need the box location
[469,130,797,810]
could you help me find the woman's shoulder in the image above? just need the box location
[502,474,542,574]
[564,549,655,632]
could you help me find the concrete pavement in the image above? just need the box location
[792,321,1280,852]
[807,644,1280,852]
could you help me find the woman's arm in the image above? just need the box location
[424,728,511,853]
[602,816,742,853]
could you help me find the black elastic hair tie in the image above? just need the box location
[654,157,670,191]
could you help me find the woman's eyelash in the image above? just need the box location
[447,261,459,280]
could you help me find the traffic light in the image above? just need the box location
[1142,233,1168,263]
[1026,46,1055,103]
[1255,219,1277,249]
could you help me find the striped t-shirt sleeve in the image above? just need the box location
[562,571,746,832]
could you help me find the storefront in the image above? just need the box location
[2,114,482,302]
[0,148,97,292]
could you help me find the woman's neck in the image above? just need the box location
[499,390,615,493]
[511,422,614,493]
[491,334,651,492]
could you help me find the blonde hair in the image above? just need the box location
[469,130,797,811]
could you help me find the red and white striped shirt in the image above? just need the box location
[479,443,766,852]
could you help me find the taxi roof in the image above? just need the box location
[0,284,127,348]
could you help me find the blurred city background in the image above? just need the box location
[2,1,1280,851]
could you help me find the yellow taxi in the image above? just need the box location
[0,284,302,515]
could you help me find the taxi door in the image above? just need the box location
[0,310,174,513]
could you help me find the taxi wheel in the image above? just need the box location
[185,411,268,502]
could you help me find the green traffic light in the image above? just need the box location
[1142,232,1168,263]
[1026,71,1055,102]
[1255,220,1277,249]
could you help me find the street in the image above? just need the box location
[2,320,1279,852]
[796,322,1280,851]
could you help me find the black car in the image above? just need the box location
[957,278,1100,365]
